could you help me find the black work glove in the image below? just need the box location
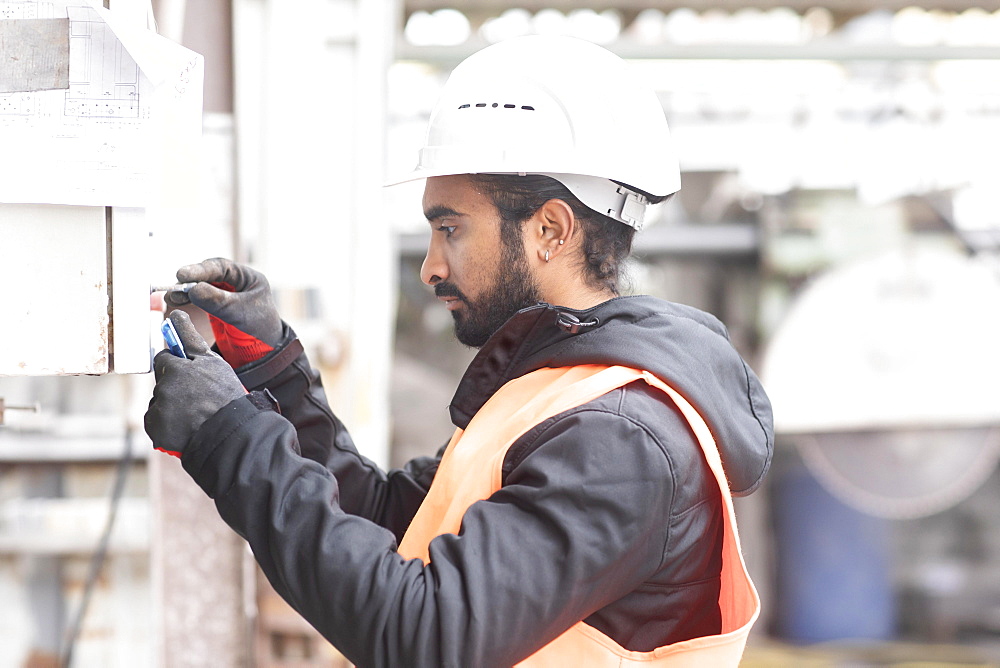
[164,258,282,368]
[145,310,248,457]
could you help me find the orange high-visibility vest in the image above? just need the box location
[398,365,760,666]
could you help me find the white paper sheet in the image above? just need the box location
[0,1,203,206]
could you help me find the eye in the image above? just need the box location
[437,225,457,238]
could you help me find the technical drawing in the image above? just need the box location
[0,1,43,20]
[0,93,38,116]
[0,0,202,206]
[65,5,142,120]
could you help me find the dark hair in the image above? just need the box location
[469,174,665,295]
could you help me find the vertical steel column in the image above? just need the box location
[25,468,66,666]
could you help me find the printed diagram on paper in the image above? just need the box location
[0,0,193,206]
[64,5,144,120]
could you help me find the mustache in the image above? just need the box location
[434,282,466,301]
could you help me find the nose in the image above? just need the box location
[420,236,448,287]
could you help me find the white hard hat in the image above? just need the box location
[388,35,681,230]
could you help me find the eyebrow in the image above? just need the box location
[424,205,464,223]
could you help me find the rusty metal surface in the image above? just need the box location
[0,204,110,376]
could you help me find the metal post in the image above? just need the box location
[149,454,251,667]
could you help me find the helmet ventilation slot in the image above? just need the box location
[457,103,535,111]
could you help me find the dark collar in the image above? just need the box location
[448,302,605,429]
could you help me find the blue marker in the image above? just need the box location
[161,319,187,358]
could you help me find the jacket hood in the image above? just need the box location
[449,295,773,496]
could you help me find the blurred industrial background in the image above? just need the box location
[2,0,1000,665]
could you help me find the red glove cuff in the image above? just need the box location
[208,314,275,368]
[203,281,275,368]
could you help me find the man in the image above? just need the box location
[145,36,772,666]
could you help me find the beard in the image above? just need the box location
[434,243,540,348]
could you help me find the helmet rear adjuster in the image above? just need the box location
[618,187,648,229]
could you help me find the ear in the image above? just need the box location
[529,199,575,264]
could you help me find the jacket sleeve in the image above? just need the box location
[180,391,681,668]
[230,323,439,540]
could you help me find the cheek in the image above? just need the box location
[452,244,497,296]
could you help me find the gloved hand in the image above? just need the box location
[145,310,248,457]
[165,258,282,368]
